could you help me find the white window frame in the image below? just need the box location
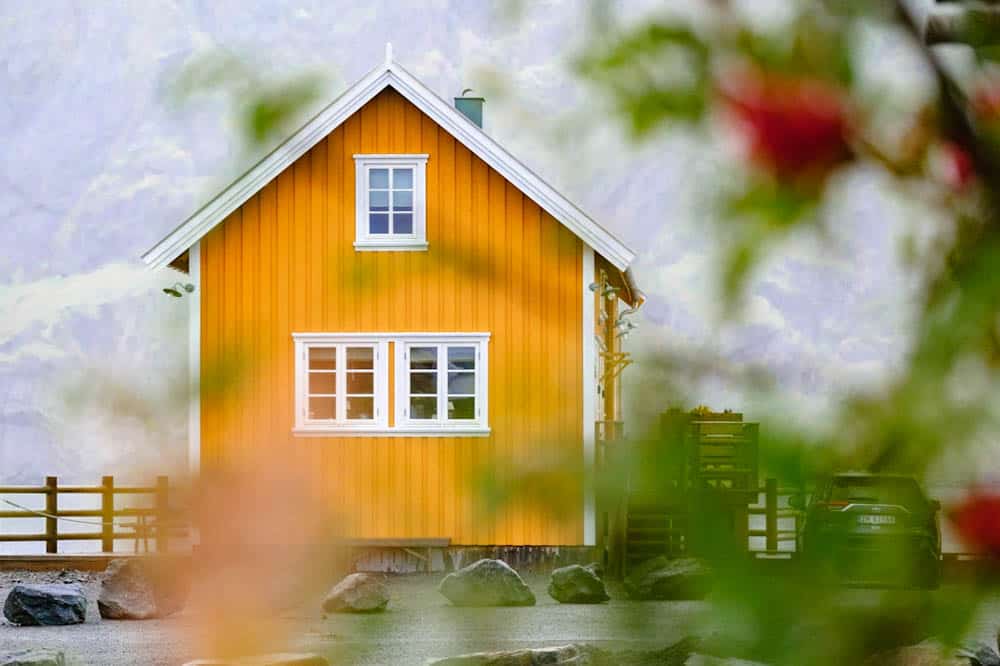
[293,334,390,435]
[292,333,490,437]
[353,154,429,251]
[394,334,490,435]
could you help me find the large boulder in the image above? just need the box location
[0,649,66,666]
[321,573,388,613]
[2,584,86,626]
[438,559,535,607]
[624,557,712,601]
[98,558,187,620]
[547,564,609,604]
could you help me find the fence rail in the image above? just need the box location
[0,476,180,554]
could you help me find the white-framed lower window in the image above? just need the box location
[293,334,389,434]
[394,334,489,434]
[353,154,429,251]
[292,333,489,437]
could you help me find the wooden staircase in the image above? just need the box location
[623,501,688,569]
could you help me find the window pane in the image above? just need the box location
[370,190,389,212]
[346,347,374,369]
[393,168,413,189]
[393,213,413,235]
[369,168,389,188]
[369,213,389,234]
[410,396,437,420]
[410,347,437,370]
[309,373,336,394]
[409,372,437,395]
[346,397,374,420]
[448,346,476,370]
[448,397,475,420]
[393,190,412,210]
[309,347,336,370]
[447,372,474,395]
[309,397,336,420]
[347,371,373,394]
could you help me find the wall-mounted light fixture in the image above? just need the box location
[163,282,195,298]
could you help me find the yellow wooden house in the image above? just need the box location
[143,47,642,551]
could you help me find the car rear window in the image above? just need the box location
[828,477,926,508]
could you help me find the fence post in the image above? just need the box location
[101,476,115,553]
[155,476,169,554]
[44,476,58,554]
[765,478,777,553]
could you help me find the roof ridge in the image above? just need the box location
[141,50,636,271]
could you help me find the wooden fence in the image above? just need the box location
[0,476,178,553]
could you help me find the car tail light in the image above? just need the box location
[817,501,850,510]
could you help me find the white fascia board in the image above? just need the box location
[385,62,636,271]
[141,64,391,270]
[142,58,636,272]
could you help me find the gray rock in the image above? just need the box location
[98,558,187,620]
[547,564,609,604]
[428,644,594,665]
[624,557,712,601]
[685,656,770,666]
[2,584,86,626]
[438,559,535,607]
[957,642,1000,666]
[862,641,969,665]
[0,649,66,666]
[321,573,388,613]
[430,638,700,665]
[183,655,327,666]
[583,562,604,579]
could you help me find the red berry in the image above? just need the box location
[972,83,1000,121]
[719,68,852,181]
[951,492,1000,554]
[940,141,975,191]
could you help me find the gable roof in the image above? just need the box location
[142,47,636,272]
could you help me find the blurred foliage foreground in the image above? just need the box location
[148,1,1000,664]
[571,0,1000,663]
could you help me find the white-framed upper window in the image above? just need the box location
[394,334,489,434]
[293,334,389,434]
[353,154,428,251]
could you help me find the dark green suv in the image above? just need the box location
[792,473,942,588]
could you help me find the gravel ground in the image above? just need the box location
[3,569,1000,665]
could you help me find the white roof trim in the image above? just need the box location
[142,54,636,271]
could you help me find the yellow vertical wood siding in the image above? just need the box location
[200,88,584,545]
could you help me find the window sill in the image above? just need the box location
[293,427,490,438]
[353,241,429,252]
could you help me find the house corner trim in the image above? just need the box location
[582,244,596,546]
[188,242,201,477]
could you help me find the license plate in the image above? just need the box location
[858,514,896,525]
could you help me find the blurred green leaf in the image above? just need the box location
[240,74,324,145]
[168,50,325,147]
[575,21,711,134]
